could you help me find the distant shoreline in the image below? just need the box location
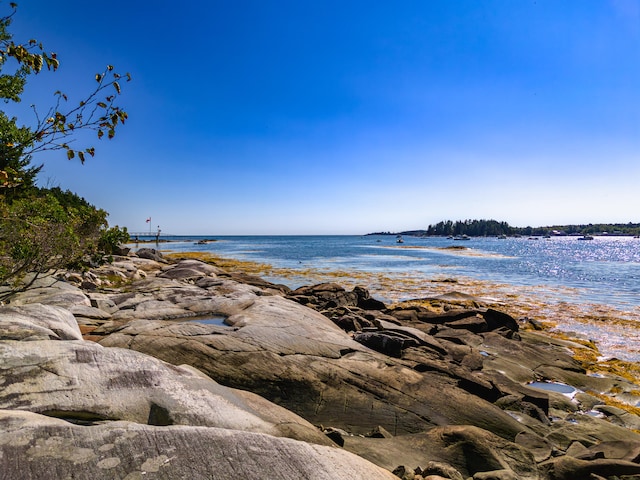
[370,219,640,238]
[369,232,640,237]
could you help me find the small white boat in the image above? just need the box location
[453,235,470,241]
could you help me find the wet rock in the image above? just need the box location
[445,315,488,333]
[289,282,359,310]
[353,331,420,358]
[482,309,519,332]
[353,286,386,310]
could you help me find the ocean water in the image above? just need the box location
[150,234,640,361]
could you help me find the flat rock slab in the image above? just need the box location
[100,298,526,439]
[0,304,335,448]
[0,410,397,480]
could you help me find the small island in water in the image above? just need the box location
[369,218,640,238]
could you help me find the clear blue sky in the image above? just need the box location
[8,0,640,234]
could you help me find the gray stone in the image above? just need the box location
[0,304,82,341]
[0,410,397,480]
[343,425,539,480]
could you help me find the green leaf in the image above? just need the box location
[78,151,85,163]
[113,81,121,94]
[66,150,74,160]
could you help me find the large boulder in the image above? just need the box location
[7,258,640,479]
[99,287,526,440]
[0,304,82,341]
[135,247,165,262]
[0,410,397,480]
[4,274,90,309]
[343,425,539,480]
[0,301,399,479]
[0,337,330,446]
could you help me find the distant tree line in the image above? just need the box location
[423,219,512,237]
[371,219,640,237]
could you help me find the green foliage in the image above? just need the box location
[98,225,130,255]
[425,219,514,237]
[0,3,130,190]
[409,220,640,237]
[0,3,131,296]
[0,190,108,294]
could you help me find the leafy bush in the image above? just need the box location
[0,4,130,298]
[0,192,105,291]
[98,225,130,255]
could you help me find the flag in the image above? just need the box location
[146,217,151,223]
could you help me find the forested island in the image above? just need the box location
[371,219,640,237]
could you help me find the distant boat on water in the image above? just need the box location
[396,235,404,244]
[453,235,470,241]
[577,235,594,241]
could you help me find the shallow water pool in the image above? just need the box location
[528,381,579,398]
[186,316,228,326]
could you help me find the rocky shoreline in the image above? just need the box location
[2,248,640,479]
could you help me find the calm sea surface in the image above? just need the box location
[153,235,640,361]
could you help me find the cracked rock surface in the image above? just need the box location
[3,253,640,479]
